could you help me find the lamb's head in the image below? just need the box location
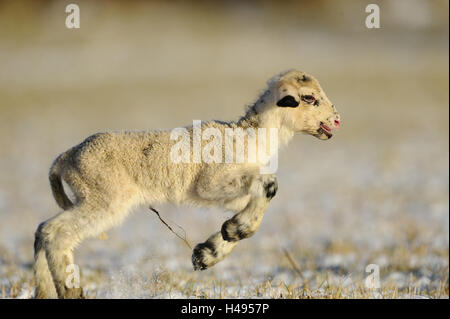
[272,69,341,140]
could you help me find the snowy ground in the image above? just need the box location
[0,1,448,298]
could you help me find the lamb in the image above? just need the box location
[33,69,341,298]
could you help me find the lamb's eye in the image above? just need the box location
[301,95,316,104]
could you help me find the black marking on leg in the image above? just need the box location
[203,241,217,258]
[221,219,252,242]
[192,244,208,270]
[221,220,239,242]
[192,241,216,271]
[221,220,233,241]
[236,228,250,240]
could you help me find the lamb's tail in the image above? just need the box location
[49,153,73,210]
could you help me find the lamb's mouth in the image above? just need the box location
[317,122,333,139]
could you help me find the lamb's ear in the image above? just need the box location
[276,83,299,107]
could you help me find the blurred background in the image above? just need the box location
[0,0,448,298]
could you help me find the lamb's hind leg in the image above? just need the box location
[34,222,58,298]
[37,202,131,298]
[35,209,85,299]
[192,175,277,270]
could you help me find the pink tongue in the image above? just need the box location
[321,124,331,131]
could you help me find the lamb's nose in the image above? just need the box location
[334,119,341,128]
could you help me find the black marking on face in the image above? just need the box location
[276,95,299,107]
[317,126,333,139]
[264,180,278,199]
[296,75,310,82]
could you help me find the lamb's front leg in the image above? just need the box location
[192,175,277,270]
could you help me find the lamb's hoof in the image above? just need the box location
[64,287,85,299]
[192,242,215,271]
